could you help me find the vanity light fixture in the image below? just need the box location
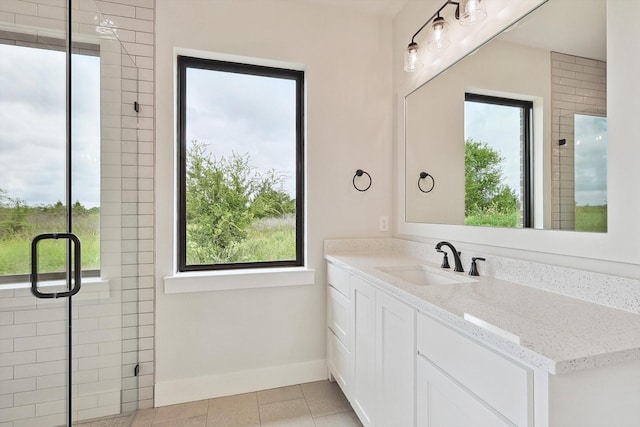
[403,0,487,72]
[458,0,487,25]
[427,15,451,52]
[404,42,421,72]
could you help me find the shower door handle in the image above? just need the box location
[31,233,82,299]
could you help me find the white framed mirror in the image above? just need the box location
[404,0,606,231]
[395,0,640,269]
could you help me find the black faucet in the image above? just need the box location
[435,241,464,272]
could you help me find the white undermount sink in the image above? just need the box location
[375,265,476,286]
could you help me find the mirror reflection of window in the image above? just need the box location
[573,114,607,232]
[464,94,532,228]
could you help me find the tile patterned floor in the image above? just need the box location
[130,380,362,427]
[75,414,135,427]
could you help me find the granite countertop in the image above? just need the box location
[325,251,640,375]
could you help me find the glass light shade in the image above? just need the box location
[404,42,423,72]
[458,0,487,25]
[427,17,450,52]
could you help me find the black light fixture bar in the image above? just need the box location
[404,0,487,72]
[409,0,460,45]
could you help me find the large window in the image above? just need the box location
[177,56,304,271]
[464,93,533,228]
[0,42,100,283]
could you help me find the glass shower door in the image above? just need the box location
[0,1,140,425]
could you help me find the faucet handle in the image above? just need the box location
[469,257,486,276]
[437,249,450,269]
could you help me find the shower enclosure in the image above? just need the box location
[1,0,144,425]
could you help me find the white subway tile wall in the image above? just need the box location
[0,1,155,426]
[550,51,607,230]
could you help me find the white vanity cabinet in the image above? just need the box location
[350,275,376,426]
[327,263,416,427]
[327,263,352,396]
[416,357,512,426]
[351,275,416,427]
[416,313,533,427]
[374,286,415,427]
[326,251,640,427]
[415,311,640,427]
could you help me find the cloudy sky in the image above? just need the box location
[185,67,297,196]
[0,44,100,208]
[574,114,607,206]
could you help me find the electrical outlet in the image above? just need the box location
[379,216,389,232]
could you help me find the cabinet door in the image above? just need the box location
[376,290,415,427]
[351,276,376,427]
[417,355,513,427]
[328,285,350,346]
[417,313,532,426]
[327,329,351,396]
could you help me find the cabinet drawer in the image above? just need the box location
[417,313,532,427]
[328,329,351,398]
[327,263,350,297]
[328,285,350,347]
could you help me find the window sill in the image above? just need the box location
[0,277,108,291]
[0,278,111,309]
[163,267,316,294]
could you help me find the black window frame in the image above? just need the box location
[464,93,534,228]
[177,56,305,272]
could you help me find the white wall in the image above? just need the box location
[154,0,393,405]
[393,0,640,276]
[404,74,466,224]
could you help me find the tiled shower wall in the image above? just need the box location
[0,0,155,424]
[550,51,607,230]
[102,0,156,412]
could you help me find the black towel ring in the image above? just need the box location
[418,172,435,193]
[353,169,372,192]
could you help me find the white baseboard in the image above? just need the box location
[154,359,328,407]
